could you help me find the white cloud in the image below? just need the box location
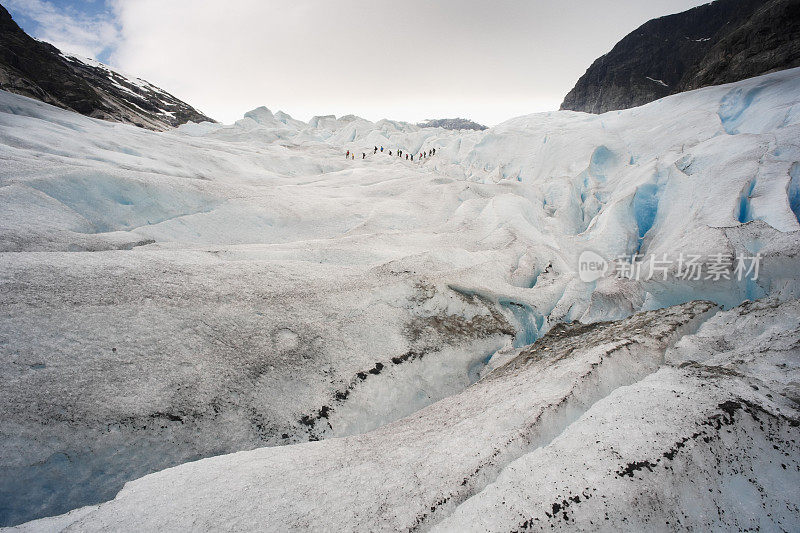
[107,0,711,125]
[7,0,713,125]
[5,0,120,60]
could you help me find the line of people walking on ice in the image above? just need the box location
[345,146,436,161]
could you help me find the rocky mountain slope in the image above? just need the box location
[0,4,214,130]
[560,0,800,113]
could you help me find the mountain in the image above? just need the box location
[560,0,800,113]
[0,4,214,130]
[418,117,487,130]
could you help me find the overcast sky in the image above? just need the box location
[6,0,710,125]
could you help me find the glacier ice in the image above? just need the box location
[1,68,799,529]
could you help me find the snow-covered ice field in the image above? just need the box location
[1,68,799,530]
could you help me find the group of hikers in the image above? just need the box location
[345,146,437,161]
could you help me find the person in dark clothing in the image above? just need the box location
[410,154,414,161]
[374,146,377,154]
[362,152,366,159]
[432,147,436,155]
[428,150,432,156]
[389,150,392,156]
[405,154,408,160]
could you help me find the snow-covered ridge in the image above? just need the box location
[0,2,214,132]
[1,67,799,528]
[60,53,176,118]
[58,53,213,128]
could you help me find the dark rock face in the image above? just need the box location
[0,4,215,129]
[418,118,488,130]
[560,0,800,114]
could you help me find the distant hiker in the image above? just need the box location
[432,147,436,155]
[411,154,414,161]
[362,152,366,159]
[405,154,409,160]
[380,146,384,152]
[389,150,392,156]
[428,150,432,156]
[374,146,378,154]
[346,150,350,159]
[398,149,402,157]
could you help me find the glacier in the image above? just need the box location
[0,67,799,530]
